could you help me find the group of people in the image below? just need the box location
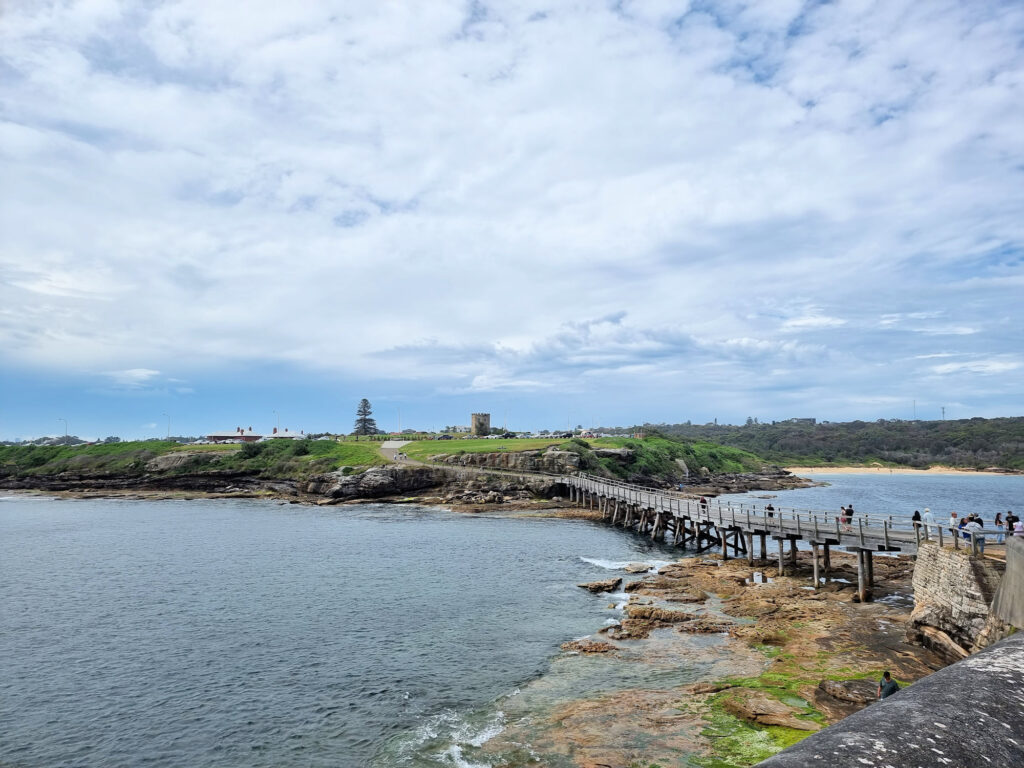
[909,508,1022,550]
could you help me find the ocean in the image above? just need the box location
[1,472,1020,766]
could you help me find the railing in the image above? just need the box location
[562,472,920,549]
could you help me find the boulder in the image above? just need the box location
[561,638,617,654]
[722,691,821,731]
[624,562,652,573]
[577,578,622,593]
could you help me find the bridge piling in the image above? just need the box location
[812,542,820,589]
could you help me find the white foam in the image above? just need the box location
[441,745,492,768]
[579,557,633,570]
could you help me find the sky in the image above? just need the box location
[2,0,1023,440]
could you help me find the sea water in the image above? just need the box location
[0,496,678,767]
[2,472,1020,767]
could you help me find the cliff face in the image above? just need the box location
[907,542,1012,660]
[429,448,581,474]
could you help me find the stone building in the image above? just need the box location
[471,413,491,436]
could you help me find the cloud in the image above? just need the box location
[106,369,161,388]
[1,0,1022,427]
[931,358,1022,376]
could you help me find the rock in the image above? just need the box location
[687,682,734,695]
[577,578,622,593]
[624,562,652,573]
[594,448,634,460]
[816,679,875,704]
[560,638,617,654]
[625,605,694,623]
[722,691,821,732]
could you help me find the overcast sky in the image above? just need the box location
[2,1,1023,439]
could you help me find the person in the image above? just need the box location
[765,503,775,518]
[922,507,937,536]
[964,515,984,552]
[877,671,899,700]
[699,496,708,513]
[959,515,970,540]
[912,510,922,525]
[1015,521,1024,537]
[949,511,958,537]
[1008,511,1020,537]
[994,513,1004,544]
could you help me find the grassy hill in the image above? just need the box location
[0,439,386,481]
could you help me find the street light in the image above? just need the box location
[57,418,68,444]
[162,413,170,440]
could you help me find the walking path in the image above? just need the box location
[380,440,414,464]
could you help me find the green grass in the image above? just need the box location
[0,439,386,480]
[689,695,811,767]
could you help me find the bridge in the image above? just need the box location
[558,473,947,602]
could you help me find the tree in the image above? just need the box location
[353,399,377,436]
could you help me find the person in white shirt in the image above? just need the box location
[922,508,937,536]
[963,516,984,552]
[949,511,958,537]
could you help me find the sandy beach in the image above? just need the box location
[785,465,1018,477]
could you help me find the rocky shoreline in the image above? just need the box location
[475,547,949,767]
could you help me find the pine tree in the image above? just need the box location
[353,399,377,435]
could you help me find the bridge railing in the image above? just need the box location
[562,472,920,546]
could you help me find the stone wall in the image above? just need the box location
[907,542,1011,660]
[992,537,1024,628]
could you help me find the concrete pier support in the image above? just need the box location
[745,532,754,566]
[759,533,767,561]
[823,544,831,580]
[777,538,785,576]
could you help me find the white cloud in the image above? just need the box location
[1,0,1022,423]
[931,359,1022,376]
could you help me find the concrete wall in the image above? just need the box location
[992,536,1024,628]
[755,632,1024,768]
[907,542,1010,659]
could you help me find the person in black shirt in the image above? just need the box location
[877,671,899,700]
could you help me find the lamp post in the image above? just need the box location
[58,418,68,444]
[162,413,170,440]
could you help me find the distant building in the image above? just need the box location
[449,425,471,433]
[207,426,262,443]
[266,427,304,439]
[786,418,817,425]
[471,413,491,436]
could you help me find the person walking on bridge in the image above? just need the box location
[922,507,936,536]
[994,513,1004,544]
[949,511,958,537]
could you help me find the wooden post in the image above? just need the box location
[720,527,729,561]
[790,537,798,565]
[866,549,874,591]
[759,533,767,561]
[857,550,867,602]
[746,532,754,566]
[823,544,831,580]
[812,542,820,590]
[777,538,784,576]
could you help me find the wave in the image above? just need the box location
[578,557,674,572]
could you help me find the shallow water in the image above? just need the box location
[0,497,679,768]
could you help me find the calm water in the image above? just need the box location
[2,473,1020,767]
[0,497,679,768]
[722,472,1023,525]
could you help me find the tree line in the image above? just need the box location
[622,417,1024,470]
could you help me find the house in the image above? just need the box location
[207,426,262,443]
[266,427,305,439]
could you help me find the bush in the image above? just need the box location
[239,442,265,459]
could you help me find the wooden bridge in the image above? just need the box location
[559,473,934,602]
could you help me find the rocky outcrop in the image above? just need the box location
[577,578,622,593]
[722,690,821,731]
[430,448,581,474]
[560,638,617,654]
[758,632,1024,768]
[313,465,451,500]
[907,542,1012,660]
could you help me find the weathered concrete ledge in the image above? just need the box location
[755,631,1024,768]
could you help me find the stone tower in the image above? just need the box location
[471,413,491,436]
